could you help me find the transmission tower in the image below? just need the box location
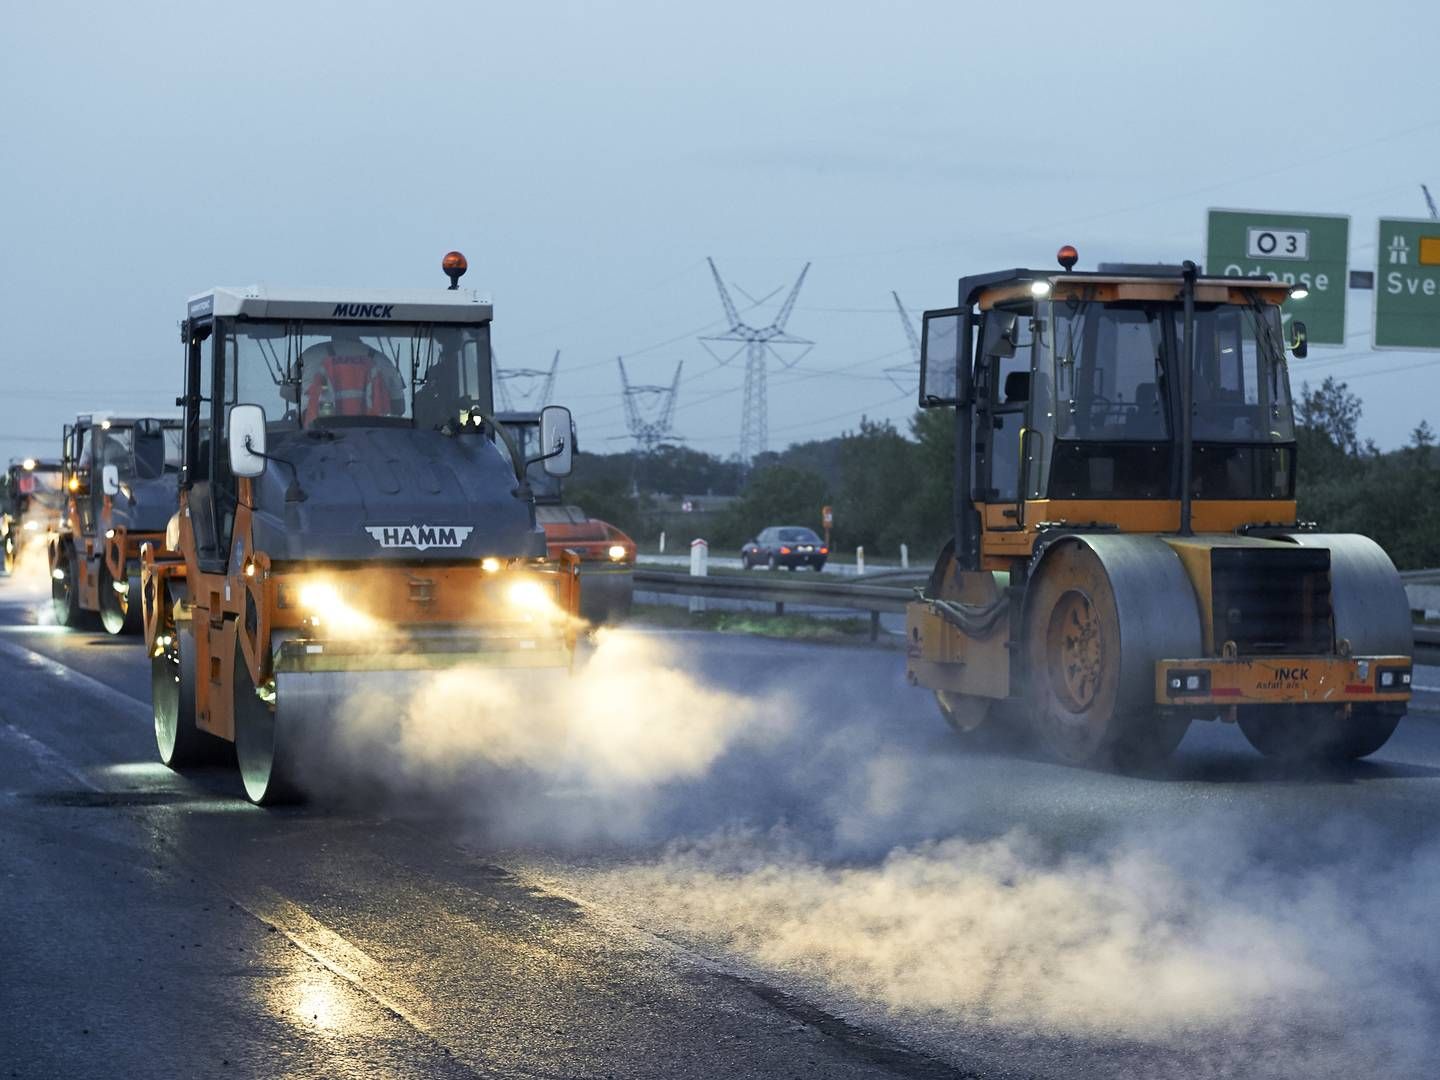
[699,257,813,462]
[618,357,683,451]
[1423,183,1438,221]
[885,291,921,393]
[494,349,559,411]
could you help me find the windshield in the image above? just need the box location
[1176,304,1294,442]
[1051,300,1293,444]
[94,423,183,480]
[223,319,492,432]
[15,468,62,494]
[1053,303,1169,441]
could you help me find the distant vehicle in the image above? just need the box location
[1,457,65,573]
[49,415,183,633]
[741,526,827,571]
[496,411,635,623]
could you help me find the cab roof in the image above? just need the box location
[185,285,494,325]
[958,268,1294,311]
[72,413,182,428]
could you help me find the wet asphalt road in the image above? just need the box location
[2,578,1439,1080]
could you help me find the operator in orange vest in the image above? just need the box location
[300,339,406,425]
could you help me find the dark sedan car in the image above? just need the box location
[741,526,828,570]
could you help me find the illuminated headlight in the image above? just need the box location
[112,578,130,595]
[481,557,501,573]
[23,520,38,532]
[298,582,342,615]
[607,544,627,561]
[105,529,116,540]
[507,580,552,613]
[51,568,66,581]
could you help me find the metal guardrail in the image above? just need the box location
[633,568,913,639]
[636,567,1440,652]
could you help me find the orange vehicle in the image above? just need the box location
[49,415,182,633]
[497,411,635,623]
[143,253,581,804]
[907,249,1413,766]
[2,457,64,574]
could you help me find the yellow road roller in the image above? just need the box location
[907,248,1413,766]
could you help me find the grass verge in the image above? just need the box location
[628,603,887,645]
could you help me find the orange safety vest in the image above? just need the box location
[303,354,393,424]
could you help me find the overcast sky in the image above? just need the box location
[3,0,1438,461]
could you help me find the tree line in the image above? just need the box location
[566,379,1438,569]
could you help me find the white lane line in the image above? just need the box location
[0,636,152,721]
[0,635,478,1067]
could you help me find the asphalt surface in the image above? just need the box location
[2,570,1439,1080]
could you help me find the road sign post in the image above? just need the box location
[1374,217,1440,350]
[1206,209,1350,345]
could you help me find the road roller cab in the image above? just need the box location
[144,253,583,804]
[48,415,182,633]
[907,250,1413,767]
[2,456,64,574]
[497,411,637,624]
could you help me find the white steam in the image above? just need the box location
[300,629,1438,1074]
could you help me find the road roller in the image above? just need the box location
[2,456,65,574]
[48,415,182,634]
[142,252,582,804]
[497,411,636,624]
[907,249,1413,767]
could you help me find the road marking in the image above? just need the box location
[0,634,486,1074]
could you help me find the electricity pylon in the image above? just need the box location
[699,257,812,462]
[885,291,921,393]
[494,349,559,411]
[618,357,683,451]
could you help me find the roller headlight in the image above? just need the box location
[507,580,551,613]
[607,544,627,561]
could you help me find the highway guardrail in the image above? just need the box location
[633,568,912,639]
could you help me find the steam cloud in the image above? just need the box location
[293,628,1440,1075]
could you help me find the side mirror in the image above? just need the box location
[228,403,268,479]
[1289,320,1309,360]
[537,404,573,478]
[101,464,120,497]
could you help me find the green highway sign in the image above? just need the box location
[1205,209,1349,345]
[1374,217,1440,350]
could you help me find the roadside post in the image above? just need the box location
[856,545,865,576]
[900,543,909,571]
[688,538,708,613]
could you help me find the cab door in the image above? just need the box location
[975,307,1034,532]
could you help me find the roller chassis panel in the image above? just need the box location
[1154,654,1413,706]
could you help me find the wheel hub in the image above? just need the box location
[1047,590,1103,712]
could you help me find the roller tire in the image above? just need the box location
[1025,542,1189,769]
[51,547,96,629]
[99,562,142,636]
[1238,704,1402,762]
[234,650,304,806]
[153,630,231,769]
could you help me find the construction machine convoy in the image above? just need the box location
[907,249,1414,766]
[141,253,581,803]
[1,457,65,574]
[48,416,182,633]
[497,411,636,624]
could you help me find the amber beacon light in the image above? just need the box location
[442,250,468,289]
[1057,245,1079,271]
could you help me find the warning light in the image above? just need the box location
[1030,280,1052,297]
[68,475,80,492]
[442,251,468,290]
[21,458,36,470]
[1289,282,1310,301]
[1057,245,1079,271]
